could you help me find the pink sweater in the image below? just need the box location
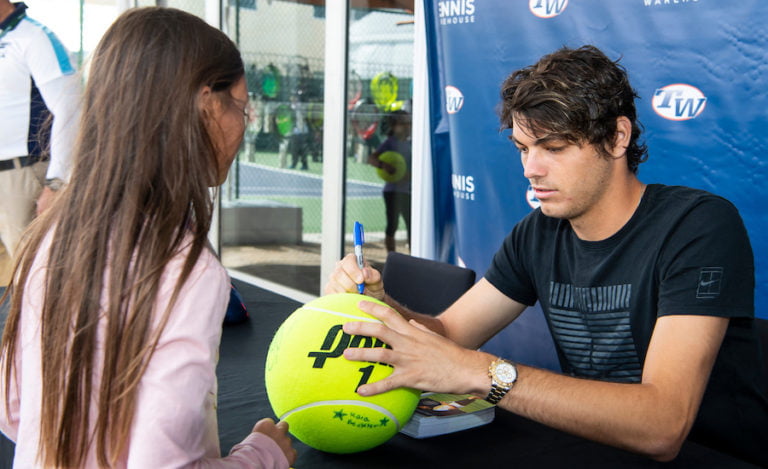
[0,234,288,468]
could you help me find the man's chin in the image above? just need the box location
[539,204,569,220]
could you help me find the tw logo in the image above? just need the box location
[652,84,707,121]
[529,0,569,18]
[445,86,464,114]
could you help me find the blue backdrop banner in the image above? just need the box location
[424,0,767,366]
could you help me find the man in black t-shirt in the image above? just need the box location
[324,45,768,466]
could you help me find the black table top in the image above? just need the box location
[219,281,760,469]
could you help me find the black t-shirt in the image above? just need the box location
[485,184,768,465]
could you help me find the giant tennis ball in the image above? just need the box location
[265,293,420,453]
[376,151,407,183]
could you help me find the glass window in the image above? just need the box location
[345,6,414,271]
[220,1,413,296]
[220,1,326,298]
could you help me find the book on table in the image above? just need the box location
[400,392,495,438]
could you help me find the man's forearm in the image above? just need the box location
[493,364,693,462]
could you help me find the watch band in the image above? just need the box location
[486,383,508,405]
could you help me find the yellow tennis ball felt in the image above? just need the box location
[265,293,420,454]
[376,151,407,183]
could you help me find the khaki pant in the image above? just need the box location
[0,160,47,286]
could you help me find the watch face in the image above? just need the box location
[495,362,517,385]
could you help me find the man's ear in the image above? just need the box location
[609,116,632,158]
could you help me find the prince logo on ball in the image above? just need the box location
[308,325,393,390]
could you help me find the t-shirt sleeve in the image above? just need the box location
[484,217,538,307]
[656,196,754,318]
[374,136,396,155]
[39,74,81,181]
[25,25,75,86]
[24,25,80,181]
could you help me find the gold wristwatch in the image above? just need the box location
[485,357,517,405]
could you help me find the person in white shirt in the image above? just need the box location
[0,1,81,284]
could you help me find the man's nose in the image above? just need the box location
[522,149,545,179]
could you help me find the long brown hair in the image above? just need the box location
[1,7,243,467]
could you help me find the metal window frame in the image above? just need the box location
[319,0,350,295]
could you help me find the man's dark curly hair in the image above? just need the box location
[498,45,648,173]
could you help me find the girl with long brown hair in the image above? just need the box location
[0,7,295,468]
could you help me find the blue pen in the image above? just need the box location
[353,221,365,294]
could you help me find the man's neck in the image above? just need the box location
[569,176,646,242]
[0,2,17,24]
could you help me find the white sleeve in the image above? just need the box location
[37,73,81,181]
[25,25,81,181]
[126,250,288,469]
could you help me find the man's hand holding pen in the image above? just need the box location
[325,253,386,301]
[353,221,366,294]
